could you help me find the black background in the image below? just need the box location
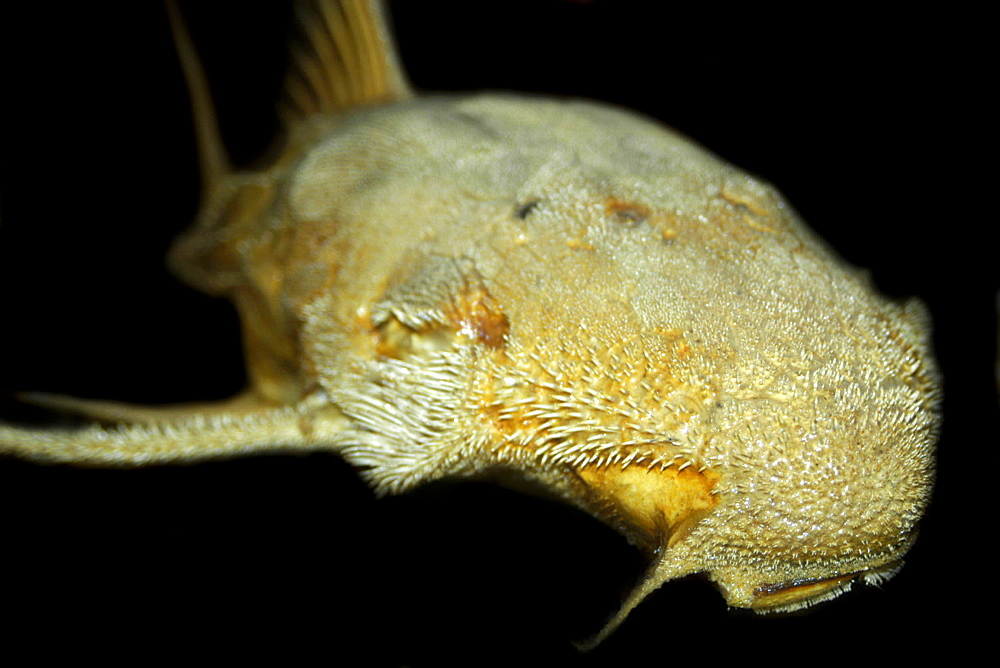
[0,1,992,664]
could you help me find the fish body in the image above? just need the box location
[0,0,941,645]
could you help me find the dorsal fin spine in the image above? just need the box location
[165,0,230,197]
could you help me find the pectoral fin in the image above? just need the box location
[0,393,345,466]
[15,390,272,424]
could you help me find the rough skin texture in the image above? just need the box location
[0,0,941,645]
[222,95,940,638]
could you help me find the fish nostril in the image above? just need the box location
[513,200,540,220]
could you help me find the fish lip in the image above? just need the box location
[748,572,860,613]
[753,572,858,597]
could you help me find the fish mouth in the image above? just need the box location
[747,555,906,613]
[749,572,860,613]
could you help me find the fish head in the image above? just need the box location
[280,95,940,640]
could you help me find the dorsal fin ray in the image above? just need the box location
[165,0,230,198]
[282,0,413,123]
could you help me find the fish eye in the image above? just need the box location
[751,573,859,612]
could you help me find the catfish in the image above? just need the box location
[0,0,941,646]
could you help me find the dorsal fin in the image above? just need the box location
[282,0,413,123]
[165,0,230,198]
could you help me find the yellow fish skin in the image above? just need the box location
[0,0,947,656]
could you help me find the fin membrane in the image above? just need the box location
[283,0,413,121]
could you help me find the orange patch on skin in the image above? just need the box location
[605,197,652,225]
[659,327,692,361]
[720,184,769,217]
[577,463,719,548]
[447,286,509,349]
[720,183,778,233]
[370,283,509,359]
[566,237,596,251]
[605,197,686,243]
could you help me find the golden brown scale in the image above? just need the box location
[0,0,941,648]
